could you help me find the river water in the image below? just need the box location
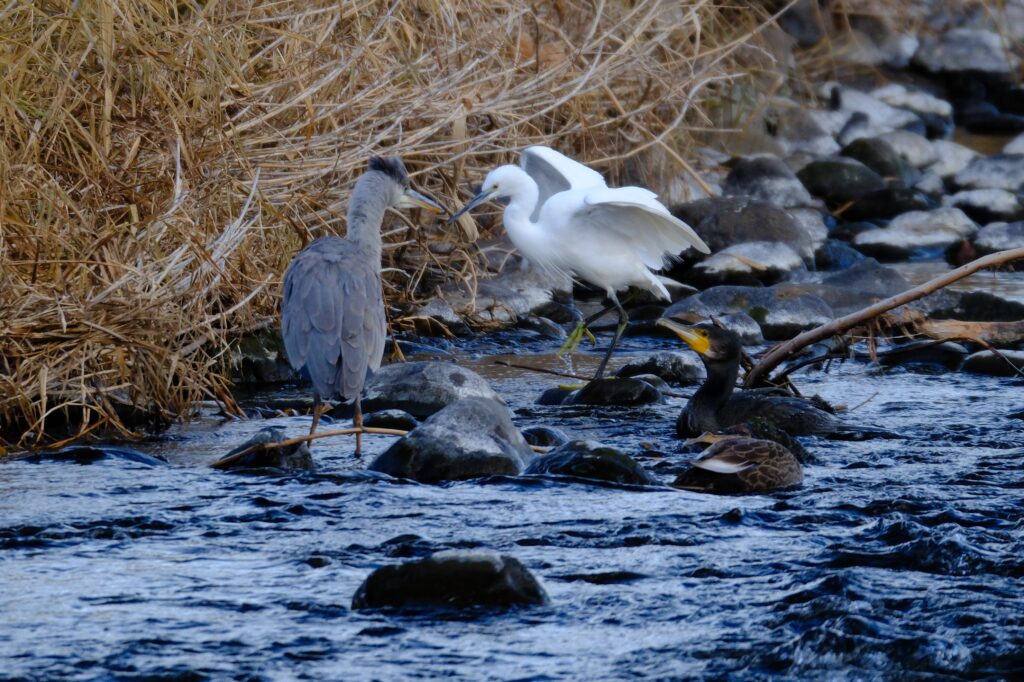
[2,326,1023,680]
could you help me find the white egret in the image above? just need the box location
[449,146,710,379]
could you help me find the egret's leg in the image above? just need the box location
[592,294,629,380]
[353,396,364,457]
[558,305,612,356]
[309,393,323,437]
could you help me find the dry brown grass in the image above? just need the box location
[0,0,792,448]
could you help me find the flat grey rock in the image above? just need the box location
[954,154,1024,192]
[853,208,978,260]
[525,440,655,485]
[928,140,979,179]
[363,361,502,419]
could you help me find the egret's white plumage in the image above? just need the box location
[450,146,710,378]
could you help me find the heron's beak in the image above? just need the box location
[399,187,445,214]
[447,189,496,225]
[656,318,710,355]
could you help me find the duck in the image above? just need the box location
[672,434,803,493]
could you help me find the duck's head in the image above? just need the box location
[656,318,741,364]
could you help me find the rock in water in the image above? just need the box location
[362,361,502,419]
[24,446,169,466]
[617,351,704,385]
[943,189,1024,224]
[688,241,807,287]
[525,440,655,485]
[567,377,662,407]
[973,221,1024,257]
[521,426,571,448]
[962,351,1024,377]
[853,208,978,260]
[363,409,418,431]
[954,154,1024,193]
[213,426,314,471]
[368,398,532,483]
[351,550,548,610]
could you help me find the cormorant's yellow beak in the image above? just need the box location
[399,187,445,214]
[656,318,710,355]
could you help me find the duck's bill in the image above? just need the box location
[446,189,495,225]
[399,187,445,214]
[656,318,710,355]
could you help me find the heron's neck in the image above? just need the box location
[345,174,389,262]
[688,357,739,431]
[501,173,543,259]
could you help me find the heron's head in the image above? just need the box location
[367,156,444,214]
[447,165,528,224]
[656,319,740,364]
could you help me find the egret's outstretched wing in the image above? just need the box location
[521,146,605,221]
[575,186,711,268]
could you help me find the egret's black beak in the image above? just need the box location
[399,187,445,214]
[447,189,496,225]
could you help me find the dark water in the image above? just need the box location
[2,328,1023,681]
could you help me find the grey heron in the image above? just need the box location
[448,146,710,380]
[281,157,443,454]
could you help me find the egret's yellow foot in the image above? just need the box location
[557,322,597,357]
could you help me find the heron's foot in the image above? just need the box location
[557,322,597,357]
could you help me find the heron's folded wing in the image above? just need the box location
[577,187,711,268]
[337,264,387,399]
[521,146,605,221]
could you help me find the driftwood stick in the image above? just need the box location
[744,247,1024,387]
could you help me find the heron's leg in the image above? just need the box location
[309,393,323,437]
[592,293,629,380]
[353,396,364,457]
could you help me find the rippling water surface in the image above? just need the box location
[2,329,1023,680]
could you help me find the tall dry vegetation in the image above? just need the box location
[0,0,778,448]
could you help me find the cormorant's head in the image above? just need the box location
[367,156,444,214]
[656,319,741,364]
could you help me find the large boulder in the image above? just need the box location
[352,551,548,610]
[524,440,655,485]
[362,361,502,419]
[853,208,978,260]
[368,398,532,483]
[721,155,814,208]
[665,285,834,340]
[670,196,814,260]
[913,28,1020,76]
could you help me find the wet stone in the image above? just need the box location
[954,154,1024,193]
[536,386,576,406]
[962,350,1024,377]
[670,196,814,260]
[876,341,969,371]
[927,140,979,179]
[943,189,1024,223]
[928,291,1024,323]
[363,409,418,432]
[521,426,571,448]
[797,157,886,205]
[688,241,806,287]
[853,208,978,260]
[214,426,314,471]
[973,221,1024,256]
[368,398,532,483]
[22,445,169,467]
[567,377,662,407]
[841,138,919,186]
[515,315,566,339]
[616,351,704,386]
[721,155,814,208]
[351,550,548,611]
[821,258,909,298]
[913,28,1020,75]
[362,361,502,419]
[841,186,936,222]
[815,240,866,271]
[524,440,656,486]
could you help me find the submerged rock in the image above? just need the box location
[797,158,886,205]
[368,398,532,483]
[213,426,314,471]
[954,154,1024,193]
[721,156,814,208]
[22,445,169,467]
[928,291,1024,322]
[688,241,806,287]
[525,440,655,485]
[913,28,1020,76]
[521,426,571,448]
[567,377,662,407]
[962,350,1024,377]
[815,240,866,270]
[363,409,418,432]
[362,361,502,419]
[351,550,548,610]
[853,208,978,260]
[616,351,704,386]
[876,341,968,371]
